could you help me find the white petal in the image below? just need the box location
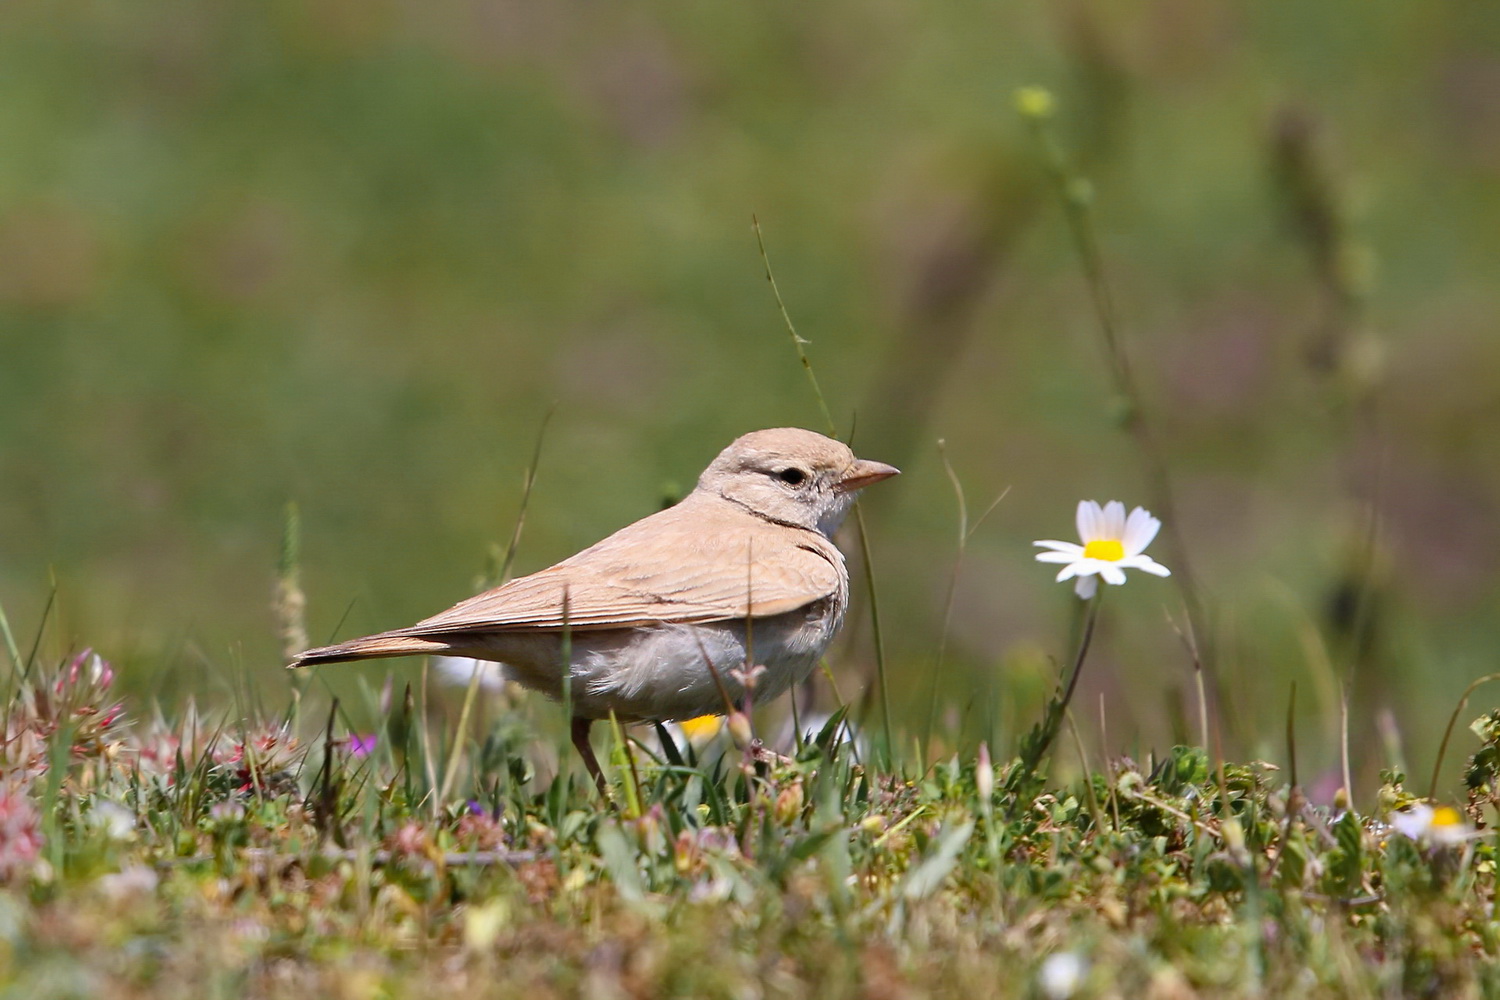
[1056,563,1083,581]
[1034,540,1085,554]
[1076,500,1102,543]
[1099,563,1127,585]
[1101,501,1127,540]
[1122,507,1160,556]
[1036,551,1079,564]
[1119,555,1171,577]
[1390,805,1432,840]
[1431,821,1478,846]
[1073,576,1097,599]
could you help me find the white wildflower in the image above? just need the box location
[97,865,158,901]
[1035,500,1171,599]
[1390,803,1477,847]
[1038,951,1088,999]
[90,801,136,842]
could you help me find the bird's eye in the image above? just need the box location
[776,467,807,486]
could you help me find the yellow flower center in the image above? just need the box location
[1083,539,1125,562]
[1432,806,1464,828]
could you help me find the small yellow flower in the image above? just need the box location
[654,715,726,758]
[676,715,724,748]
[1034,500,1172,599]
[1015,86,1057,120]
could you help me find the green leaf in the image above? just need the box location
[901,820,974,901]
[787,825,842,865]
[1326,810,1365,895]
[1154,746,1210,795]
[596,823,646,903]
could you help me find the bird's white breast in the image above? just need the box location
[563,598,843,722]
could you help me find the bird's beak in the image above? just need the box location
[837,459,901,493]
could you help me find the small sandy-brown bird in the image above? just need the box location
[290,428,898,792]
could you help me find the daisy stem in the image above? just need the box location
[1012,594,1101,791]
[1018,95,1212,677]
[1057,596,1101,733]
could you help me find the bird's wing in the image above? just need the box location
[396,496,845,635]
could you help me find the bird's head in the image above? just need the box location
[697,427,899,536]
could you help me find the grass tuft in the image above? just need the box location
[0,638,1497,997]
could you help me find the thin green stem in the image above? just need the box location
[1429,672,1500,801]
[1015,593,1101,787]
[1065,709,1106,832]
[495,407,554,587]
[1339,684,1353,806]
[754,216,836,435]
[754,215,893,758]
[438,659,485,807]
[420,659,440,819]
[560,586,574,790]
[1018,95,1210,675]
[851,507,892,762]
[924,441,1009,751]
[0,599,22,683]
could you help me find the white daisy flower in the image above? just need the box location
[1038,952,1087,1000]
[1034,500,1172,599]
[1389,803,1478,847]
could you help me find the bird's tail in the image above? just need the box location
[288,631,457,669]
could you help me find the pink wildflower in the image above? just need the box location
[0,783,42,880]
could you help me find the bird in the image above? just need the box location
[289,427,899,793]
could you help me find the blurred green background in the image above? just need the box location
[4,0,1500,790]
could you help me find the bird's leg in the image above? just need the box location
[571,717,609,797]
